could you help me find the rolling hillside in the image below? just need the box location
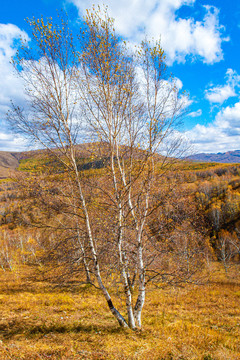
[0,151,21,179]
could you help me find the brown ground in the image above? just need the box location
[0,264,239,360]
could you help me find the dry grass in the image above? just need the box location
[0,266,239,360]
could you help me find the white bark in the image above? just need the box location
[70,148,129,327]
[110,146,136,329]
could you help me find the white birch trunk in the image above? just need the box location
[70,150,129,328]
[118,206,136,329]
[134,238,145,328]
[111,148,136,329]
[133,192,149,328]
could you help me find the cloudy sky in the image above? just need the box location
[0,0,240,153]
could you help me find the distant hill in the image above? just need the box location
[0,150,47,178]
[0,144,112,178]
[0,151,20,169]
[0,151,21,178]
[1,146,239,179]
[188,150,240,163]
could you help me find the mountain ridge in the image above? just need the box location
[1,147,240,179]
[188,149,240,163]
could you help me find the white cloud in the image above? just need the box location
[0,24,29,151]
[0,23,29,58]
[188,109,202,117]
[186,101,240,152]
[69,0,227,64]
[174,77,183,90]
[215,102,240,130]
[205,68,240,104]
[0,132,27,151]
[205,85,235,104]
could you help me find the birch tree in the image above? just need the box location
[8,8,189,330]
[8,12,129,328]
[76,8,188,328]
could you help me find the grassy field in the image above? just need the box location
[0,266,239,360]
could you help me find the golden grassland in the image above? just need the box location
[0,265,239,360]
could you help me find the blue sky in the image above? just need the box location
[0,0,240,153]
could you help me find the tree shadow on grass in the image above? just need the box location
[0,274,100,295]
[0,318,125,340]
